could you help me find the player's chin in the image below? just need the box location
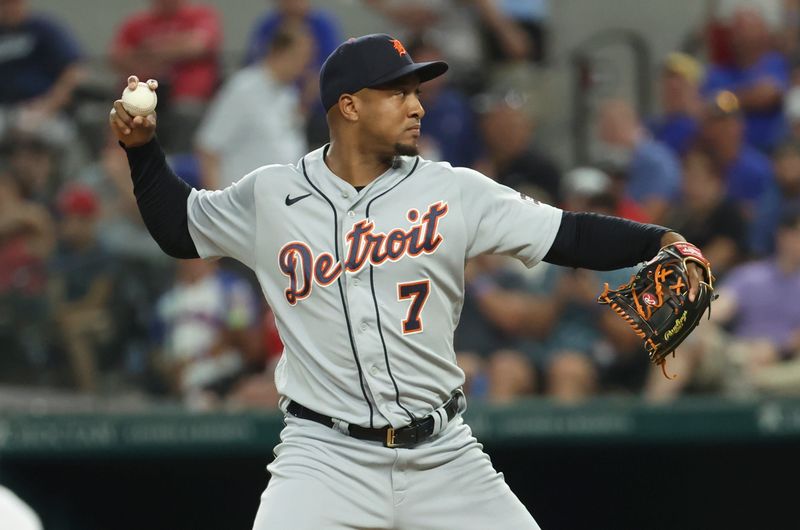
[393,141,419,157]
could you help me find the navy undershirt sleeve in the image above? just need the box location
[121,138,199,259]
[543,211,670,270]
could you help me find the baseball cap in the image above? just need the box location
[662,52,704,86]
[57,184,99,217]
[704,90,741,119]
[563,167,612,197]
[319,34,448,111]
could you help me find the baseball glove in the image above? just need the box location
[597,242,716,378]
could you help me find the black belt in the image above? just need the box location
[286,390,464,448]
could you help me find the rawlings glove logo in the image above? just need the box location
[664,310,688,341]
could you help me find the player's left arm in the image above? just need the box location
[459,168,705,302]
[543,212,705,302]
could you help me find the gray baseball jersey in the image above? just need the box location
[187,145,562,428]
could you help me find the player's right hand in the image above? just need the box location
[109,75,158,148]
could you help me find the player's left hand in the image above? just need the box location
[598,234,716,377]
[660,232,703,301]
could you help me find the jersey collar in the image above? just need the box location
[302,144,417,209]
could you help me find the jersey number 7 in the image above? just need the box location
[397,280,430,334]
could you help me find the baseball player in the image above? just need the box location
[109,34,705,530]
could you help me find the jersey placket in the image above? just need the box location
[333,171,412,428]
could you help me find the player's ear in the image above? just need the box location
[338,94,359,122]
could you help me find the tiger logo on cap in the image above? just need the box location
[391,39,407,56]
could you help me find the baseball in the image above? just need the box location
[121,82,157,116]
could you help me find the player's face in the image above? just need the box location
[359,75,425,158]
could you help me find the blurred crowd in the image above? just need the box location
[1,0,800,411]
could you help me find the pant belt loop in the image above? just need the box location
[331,418,350,436]
[430,408,447,437]
[430,392,460,437]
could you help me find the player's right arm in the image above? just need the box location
[109,76,257,267]
[109,76,199,259]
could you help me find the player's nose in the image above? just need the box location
[409,95,425,119]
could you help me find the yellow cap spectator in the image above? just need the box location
[662,52,705,86]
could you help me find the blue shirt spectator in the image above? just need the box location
[420,88,481,168]
[699,90,773,211]
[597,99,681,222]
[749,183,800,255]
[725,143,773,204]
[243,6,339,67]
[626,138,681,205]
[648,52,705,158]
[409,37,483,168]
[749,143,800,255]
[648,114,699,158]
[0,13,82,104]
[703,51,789,152]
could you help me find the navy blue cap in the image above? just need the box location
[319,34,448,111]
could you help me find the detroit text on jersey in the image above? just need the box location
[278,201,449,305]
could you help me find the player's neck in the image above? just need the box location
[324,141,393,188]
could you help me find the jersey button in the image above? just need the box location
[347,210,355,218]
[360,322,368,332]
[341,191,349,199]
[352,278,360,287]
[369,365,379,376]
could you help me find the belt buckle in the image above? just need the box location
[385,427,398,448]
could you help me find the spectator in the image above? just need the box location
[76,132,175,381]
[457,255,544,403]
[110,0,222,152]
[243,0,341,148]
[648,52,704,158]
[406,37,482,168]
[460,216,644,402]
[78,132,171,267]
[151,258,261,409]
[362,0,484,83]
[702,6,790,153]
[243,0,339,68]
[225,308,283,411]
[665,149,748,278]
[596,98,681,223]
[456,172,647,403]
[5,131,61,205]
[0,0,85,139]
[561,166,648,222]
[475,90,561,205]
[698,90,773,215]
[473,0,540,65]
[750,141,800,255]
[524,190,648,400]
[195,22,313,190]
[646,209,800,400]
[0,170,53,384]
[50,184,115,393]
[698,0,787,65]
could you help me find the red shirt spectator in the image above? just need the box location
[111,0,221,102]
[262,309,283,363]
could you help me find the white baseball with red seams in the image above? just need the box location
[120,82,157,116]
